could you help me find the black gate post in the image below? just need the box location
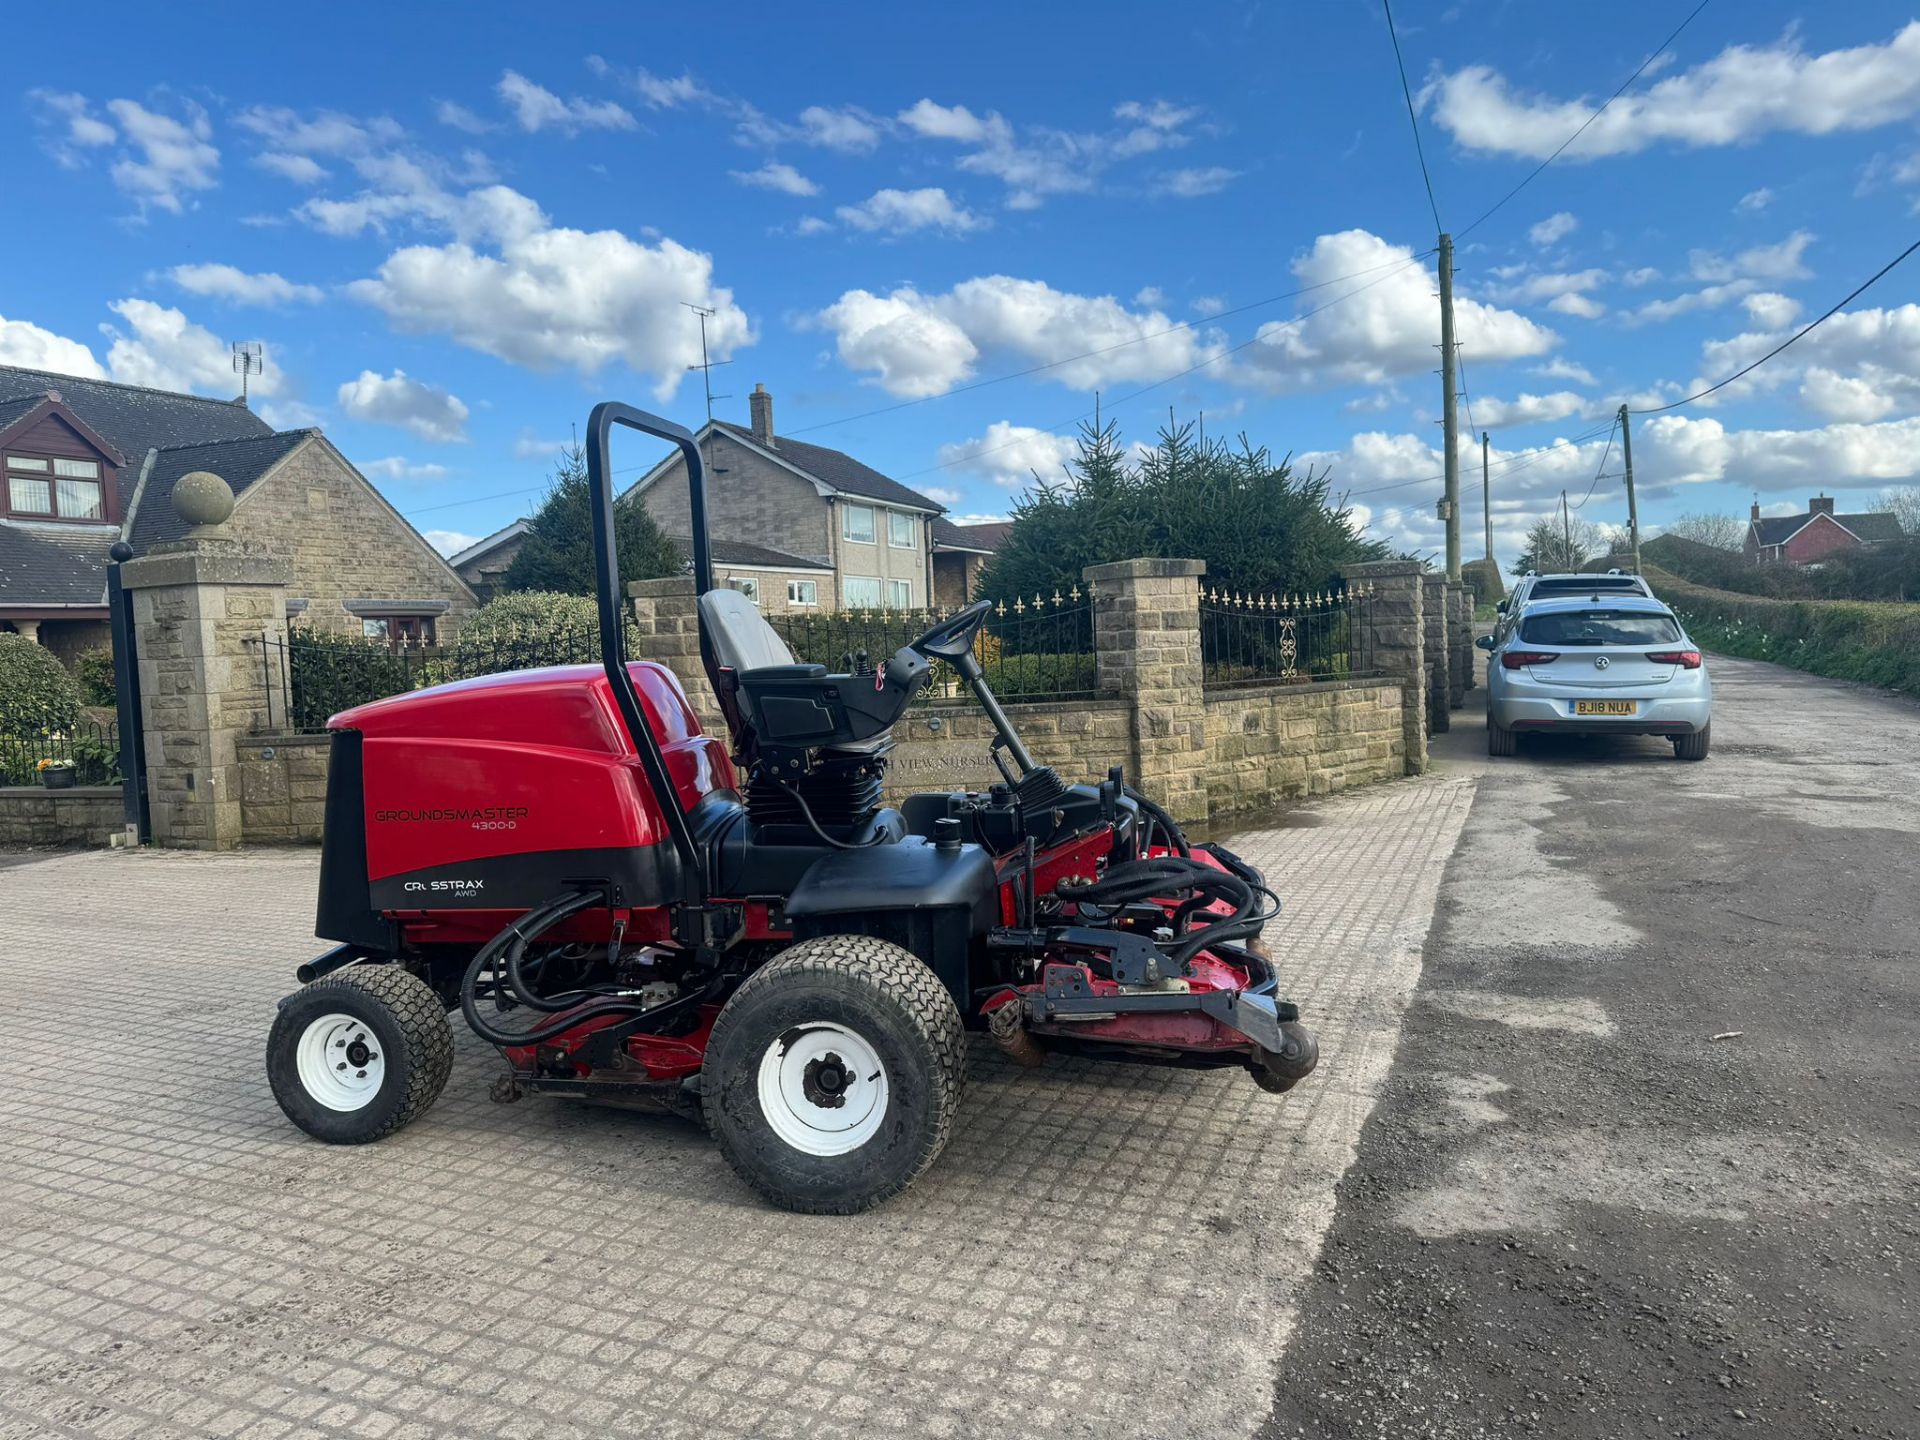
[106,542,150,844]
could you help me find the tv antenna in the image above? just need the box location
[683,303,731,423]
[232,341,264,404]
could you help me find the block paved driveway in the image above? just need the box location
[0,777,1471,1440]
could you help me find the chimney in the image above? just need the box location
[749,383,775,447]
[1809,494,1834,516]
[1750,500,1762,522]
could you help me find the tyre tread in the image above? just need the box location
[276,965,453,1143]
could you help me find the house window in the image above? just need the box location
[887,511,915,548]
[362,615,437,649]
[842,503,876,545]
[4,454,105,521]
[844,576,883,608]
[787,579,819,606]
[726,576,761,605]
[886,579,912,608]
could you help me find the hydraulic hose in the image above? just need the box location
[1125,785,1189,856]
[458,890,669,1049]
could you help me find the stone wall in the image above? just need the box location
[237,734,332,843]
[1205,680,1405,817]
[884,699,1133,804]
[226,435,475,635]
[0,786,123,847]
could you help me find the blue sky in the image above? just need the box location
[7,0,1920,568]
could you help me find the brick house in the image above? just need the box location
[623,385,947,613]
[0,365,474,658]
[931,519,1010,606]
[1745,495,1904,565]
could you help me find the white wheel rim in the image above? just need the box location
[295,1013,387,1112]
[756,1022,889,1157]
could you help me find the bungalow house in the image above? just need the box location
[0,364,474,659]
[622,385,947,612]
[1745,495,1904,566]
[931,519,1010,606]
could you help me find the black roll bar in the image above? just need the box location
[583,402,713,916]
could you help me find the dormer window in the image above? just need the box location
[5,454,105,521]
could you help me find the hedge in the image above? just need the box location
[1655,567,1920,697]
[0,634,83,737]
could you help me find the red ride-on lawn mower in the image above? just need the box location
[267,402,1319,1212]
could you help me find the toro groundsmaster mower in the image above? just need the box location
[267,402,1319,1213]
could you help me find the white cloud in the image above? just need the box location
[236,106,404,156]
[434,101,493,135]
[750,104,886,152]
[169,263,323,306]
[945,511,1010,527]
[625,69,716,109]
[34,93,220,215]
[1528,211,1578,246]
[100,299,278,398]
[254,151,328,184]
[921,486,963,506]
[347,186,753,399]
[1622,266,1662,288]
[337,369,470,442]
[1743,291,1802,329]
[1536,357,1598,386]
[1150,166,1239,198]
[1192,295,1227,317]
[1472,391,1591,427]
[794,215,834,237]
[835,187,986,235]
[729,161,820,196]
[815,276,1216,398]
[936,422,1079,488]
[1691,230,1815,283]
[512,431,568,461]
[361,457,453,481]
[0,313,107,378]
[1134,286,1167,308]
[1799,368,1899,423]
[1239,229,1556,389]
[897,99,1006,145]
[1687,301,1920,419]
[1736,186,1774,213]
[496,71,635,134]
[1628,281,1757,325]
[1549,293,1606,320]
[1432,22,1920,159]
[30,91,117,164]
[1486,267,1609,307]
[424,528,482,555]
[254,398,322,430]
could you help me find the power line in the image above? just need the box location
[1343,422,1617,500]
[1629,236,1920,414]
[1567,414,1618,510]
[781,248,1437,439]
[1455,347,1478,435]
[1457,0,1714,241]
[1382,0,1443,233]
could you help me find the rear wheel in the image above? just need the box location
[268,965,453,1144]
[1674,724,1711,761]
[702,935,966,1214]
[1487,718,1517,756]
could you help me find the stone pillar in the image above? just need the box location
[1422,572,1450,735]
[1085,558,1209,827]
[1455,583,1477,694]
[1340,559,1427,775]
[628,576,723,735]
[1446,580,1469,707]
[13,619,41,643]
[120,539,289,849]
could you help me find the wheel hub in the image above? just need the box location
[757,1023,889,1157]
[295,1013,386,1113]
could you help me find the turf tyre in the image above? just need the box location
[268,964,454,1144]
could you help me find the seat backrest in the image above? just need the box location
[699,588,796,673]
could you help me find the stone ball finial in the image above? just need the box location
[172,470,235,528]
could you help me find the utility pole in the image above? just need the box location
[1561,490,1572,571]
[1481,430,1493,561]
[1617,403,1642,575]
[1438,232,1460,580]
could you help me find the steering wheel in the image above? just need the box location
[910,598,993,661]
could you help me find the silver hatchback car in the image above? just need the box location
[1478,594,1712,760]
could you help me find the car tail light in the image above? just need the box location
[1645,650,1702,669]
[1501,650,1560,669]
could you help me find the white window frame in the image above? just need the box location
[843,576,883,609]
[726,576,761,605]
[886,578,912,608]
[842,503,876,545]
[786,579,819,607]
[887,510,915,549]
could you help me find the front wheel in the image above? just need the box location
[268,965,453,1144]
[702,935,966,1214]
[1674,724,1711,761]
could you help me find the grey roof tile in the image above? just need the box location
[0,523,115,606]
[712,421,945,513]
[128,431,313,553]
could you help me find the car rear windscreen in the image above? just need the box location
[1532,577,1641,594]
[1520,610,1682,646]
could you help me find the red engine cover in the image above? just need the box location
[335,662,735,909]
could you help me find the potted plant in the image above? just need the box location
[38,757,76,790]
